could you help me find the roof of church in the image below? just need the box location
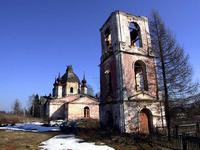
[49,94,99,104]
[61,65,80,83]
[68,95,99,104]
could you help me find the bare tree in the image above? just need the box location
[26,94,35,116]
[87,84,94,96]
[149,11,199,140]
[12,99,23,115]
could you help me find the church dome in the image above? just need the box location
[61,65,80,84]
[81,75,87,87]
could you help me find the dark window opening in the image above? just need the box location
[135,61,148,91]
[106,111,113,128]
[70,87,73,93]
[108,71,113,93]
[104,28,112,50]
[129,22,142,47]
[62,86,66,96]
[84,106,90,118]
[105,70,112,94]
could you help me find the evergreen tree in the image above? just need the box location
[33,94,41,117]
[29,94,41,117]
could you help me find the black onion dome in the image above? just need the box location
[53,73,62,86]
[81,75,87,87]
[56,77,62,85]
[53,78,58,86]
[82,75,87,83]
[61,65,80,83]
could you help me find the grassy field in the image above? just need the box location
[0,113,54,149]
[0,118,161,150]
[75,128,157,150]
[66,119,154,150]
[0,129,168,150]
[0,130,58,150]
[0,113,45,125]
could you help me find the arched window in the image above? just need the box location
[84,106,90,118]
[104,27,112,50]
[129,22,142,47]
[70,87,73,93]
[104,69,112,94]
[108,71,112,93]
[134,61,148,91]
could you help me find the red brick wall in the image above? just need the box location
[122,53,157,98]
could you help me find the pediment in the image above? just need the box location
[69,96,99,104]
[129,92,156,100]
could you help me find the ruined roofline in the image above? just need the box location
[99,10,148,31]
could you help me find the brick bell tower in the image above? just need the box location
[99,11,165,133]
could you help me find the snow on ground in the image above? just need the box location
[0,123,114,149]
[0,122,60,132]
[39,134,115,150]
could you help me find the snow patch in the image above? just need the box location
[0,122,59,132]
[39,134,115,150]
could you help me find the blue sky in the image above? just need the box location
[0,0,200,111]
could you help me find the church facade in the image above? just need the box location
[46,66,99,121]
[99,11,166,133]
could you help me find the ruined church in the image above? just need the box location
[46,66,99,121]
[99,11,165,133]
[44,10,165,134]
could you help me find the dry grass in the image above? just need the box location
[0,129,156,150]
[75,128,159,150]
[71,119,149,150]
[0,113,45,126]
[0,130,58,150]
[0,118,160,150]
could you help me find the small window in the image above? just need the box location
[129,22,142,47]
[135,61,148,91]
[62,86,66,96]
[84,106,90,118]
[104,28,112,50]
[108,71,112,93]
[105,69,112,94]
[70,87,73,93]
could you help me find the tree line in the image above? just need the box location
[11,94,44,118]
[10,84,97,117]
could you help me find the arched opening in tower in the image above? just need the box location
[104,27,112,50]
[139,108,153,134]
[134,60,148,91]
[129,22,142,47]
